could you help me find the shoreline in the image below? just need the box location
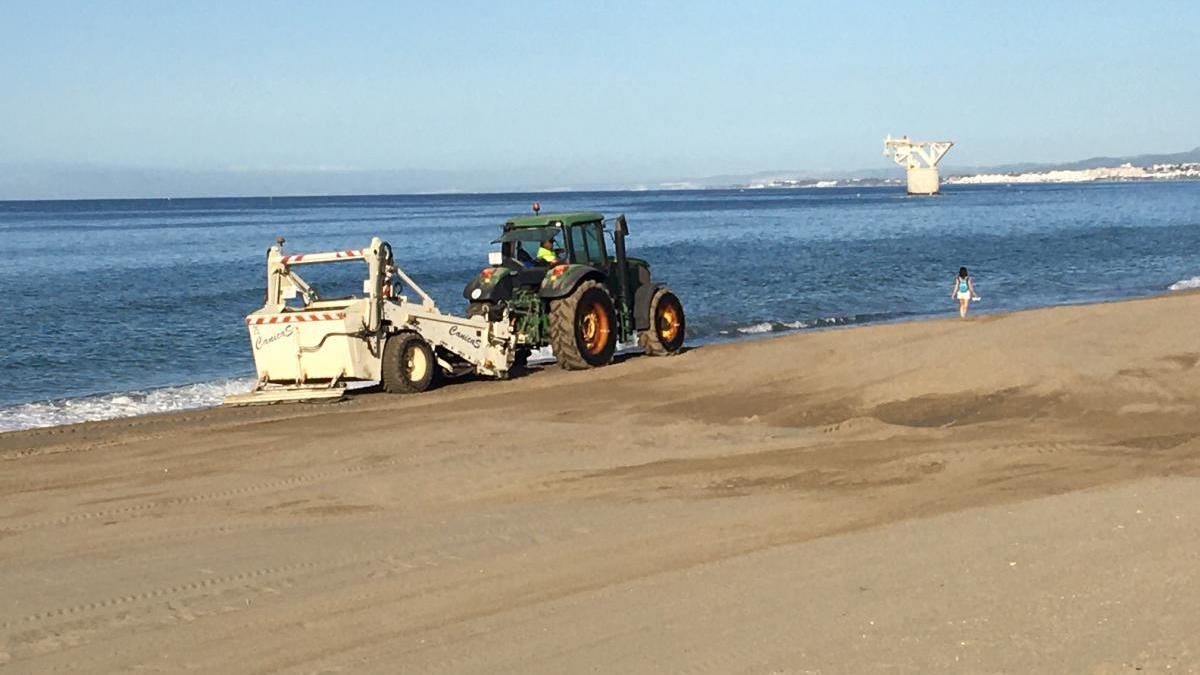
[4,286,1193,435]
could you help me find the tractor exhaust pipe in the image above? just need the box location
[613,214,632,310]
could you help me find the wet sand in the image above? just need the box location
[2,293,1200,673]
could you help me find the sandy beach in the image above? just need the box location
[3,292,1200,673]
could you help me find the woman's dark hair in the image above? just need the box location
[958,267,969,278]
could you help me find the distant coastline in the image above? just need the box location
[946,162,1200,186]
[735,162,1200,190]
[728,145,1200,190]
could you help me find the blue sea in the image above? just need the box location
[2,182,1199,431]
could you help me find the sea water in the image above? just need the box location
[2,181,1198,431]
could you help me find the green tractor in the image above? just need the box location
[463,212,685,369]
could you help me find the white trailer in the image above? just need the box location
[226,237,516,404]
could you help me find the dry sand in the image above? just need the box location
[3,293,1200,673]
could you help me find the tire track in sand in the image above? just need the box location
[1,433,556,536]
[0,454,412,534]
[0,517,570,670]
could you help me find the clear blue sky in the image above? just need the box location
[1,1,1197,194]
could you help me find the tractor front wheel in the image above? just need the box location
[381,332,438,393]
[638,288,686,356]
[549,280,617,369]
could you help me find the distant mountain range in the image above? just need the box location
[2,147,1198,200]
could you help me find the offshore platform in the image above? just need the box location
[883,135,954,195]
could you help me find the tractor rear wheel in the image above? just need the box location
[549,280,617,369]
[638,288,685,356]
[381,332,438,393]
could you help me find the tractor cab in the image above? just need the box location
[464,210,685,370]
[495,225,563,270]
[495,212,607,269]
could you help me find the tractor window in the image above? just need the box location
[505,241,537,266]
[569,222,607,266]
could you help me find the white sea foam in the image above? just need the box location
[727,316,856,335]
[0,342,648,433]
[1168,276,1200,291]
[0,377,257,433]
[736,322,776,334]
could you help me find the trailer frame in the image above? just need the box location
[226,237,516,405]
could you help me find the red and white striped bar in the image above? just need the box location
[246,312,348,325]
[278,249,365,265]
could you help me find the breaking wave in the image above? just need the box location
[1168,276,1200,291]
[720,314,868,336]
[0,378,256,433]
[0,344,645,433]
[0,340,653,433]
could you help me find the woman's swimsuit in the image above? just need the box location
[957,277,971,299]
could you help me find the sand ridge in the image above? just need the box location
[2,293,1199,672]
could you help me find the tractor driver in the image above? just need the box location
[536,237,560,266]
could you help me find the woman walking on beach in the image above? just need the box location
[951,267,978,318]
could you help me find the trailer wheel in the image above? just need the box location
[549,280,617,369]
[381,333,438,394]
[638,288,686,356]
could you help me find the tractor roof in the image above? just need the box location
[504,212,604,229]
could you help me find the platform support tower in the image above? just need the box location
[882,136,954,195]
